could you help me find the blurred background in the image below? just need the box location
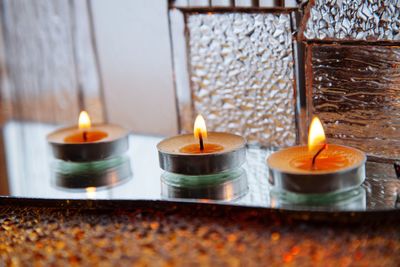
[0,0,177,136]
[0,0,298,137]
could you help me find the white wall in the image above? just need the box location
[91,0,178,136]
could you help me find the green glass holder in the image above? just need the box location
[161,167,248,201]
[53,155,132,190]
[270,187,366,210]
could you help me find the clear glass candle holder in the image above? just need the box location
[52,155,132,190]
[161,167,248,201]
[270,187,366,210]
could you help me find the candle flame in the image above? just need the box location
[79,111,91,130]
[194,114,207,140]
[86,187,96,199]
[308,116,326,152]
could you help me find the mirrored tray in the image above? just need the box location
[0,121,399,213]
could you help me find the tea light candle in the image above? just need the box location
[157,115,246,175]
[47,111,129,162]
[267,117,366,194]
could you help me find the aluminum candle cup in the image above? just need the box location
[157,132,247,200]
[267,144,366,194]
[157,132,246,175]
[47,124,129,162]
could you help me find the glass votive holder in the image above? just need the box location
[270,187,366,210]
[161,167,248,201]
[52,155,132,190]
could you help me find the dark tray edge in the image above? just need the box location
[1,196,400,224]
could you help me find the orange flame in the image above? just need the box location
[308,116,326,152]
[194,114,207,140]
[79,111,91,130]
[86,187,96,199]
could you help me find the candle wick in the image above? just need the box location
[312,144,327,170]
[83,131,88,142]
[199,132,204,151]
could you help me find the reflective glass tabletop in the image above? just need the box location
[0,121,399,212]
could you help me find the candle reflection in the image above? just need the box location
[86,187,96,199]
[269,187,366,210]
[52,155,132,191]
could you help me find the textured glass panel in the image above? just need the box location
[303,0,400,41]
[308,44,400,160]
[180,12,297,147]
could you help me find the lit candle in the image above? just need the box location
[267,116,366,194]
[179,115,224,154]
[157,114,248,200]
[63,111,108,143]
[86,187,97,199]
[157,114,246,175]
[47,111,129,162]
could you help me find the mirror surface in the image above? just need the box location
[1,121,399,212]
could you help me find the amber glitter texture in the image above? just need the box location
[0,202,400,266]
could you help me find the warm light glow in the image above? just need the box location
[79,111,91,130]
[308,116,326,151]
[86,187,96,199]
[194,114,207,140]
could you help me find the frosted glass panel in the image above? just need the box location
[307,44,400,161]
[172,10,298,147]
[303,0,400,41]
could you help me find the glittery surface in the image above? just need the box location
[308,44,400,160]
[186,12,297,147]
[0,201,400,266]
[303,0,400,41]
